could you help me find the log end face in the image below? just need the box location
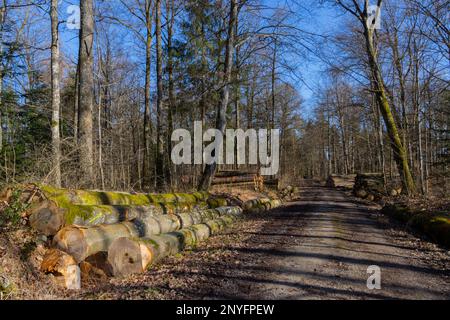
[40,248,80,290]
[30,206,64,236]
[108,237,147,277]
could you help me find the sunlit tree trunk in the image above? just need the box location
[78,0,95,187]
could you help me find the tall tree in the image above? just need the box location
[198,0,238,191]
[0,1,6,157]
[336,0,416,195]
[78,0,95,186]
[50,0,61,187]
[142,0,154,189]
[166,0,175,188]
[155,0,164,189]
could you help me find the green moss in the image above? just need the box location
[141,238,161,250]
[383,204,450,248]
[149,193,178,203]
[207,198,228,208]
[192,191,210,202]
[174,193,197,203]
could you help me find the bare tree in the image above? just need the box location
[50,0,61,187]
[198,0,238,191]
[336,0,416,194]
[155,0,164,189]
[78,0,95,186]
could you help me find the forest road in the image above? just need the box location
[84,187,450,300]
[209,187,450,299]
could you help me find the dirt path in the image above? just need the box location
[81,187,449,300]
[235,187,450,299]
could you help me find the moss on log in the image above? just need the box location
[243,198,282,213]
[207,197,229,208]
[54,206,242,262]
[381,204,450,247]
[29,202,209,236]
[34,184,210,206]
[108,214,239,277]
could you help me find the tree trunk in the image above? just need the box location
[363,24,416,195]
[50,0,61,187]
[166,0,175,188]
[77,0,95,187]
[0,5,5,158]
[198,0,238,191]
[142,0,153,189]
[155,0,164,189]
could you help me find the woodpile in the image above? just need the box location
[5,183,283,289]
[353,173,385,200]
[326,174,356,189]
[212,170,278,190]
[279,185,300,200]
[108,213,240,276]
[53,206,242,262]
[22,184,214,236]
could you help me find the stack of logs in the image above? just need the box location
[353,173,387,201]
[212,170,278,189]
[7,184,281,289]
[326,174,356,189]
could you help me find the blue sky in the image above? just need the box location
[54,0,347,119]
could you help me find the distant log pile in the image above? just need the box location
[326,174,356,189]
[352,173,387,201]
[212,170,278,189]
[2,184,282,290]
[278,185,300,200]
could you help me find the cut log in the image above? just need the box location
[243,198,282,213]
[29,200,64,236]
[54,206,242,262]
[28,184,210,207]
[326,174,356,189]
[353,173,385,196]
[215,170,257,178]
[207,197,228,208]
[212,175,255,185]
[41,249,80,290]
[108,214,239,277]
[355,189,368,199]
[29,201,209,236]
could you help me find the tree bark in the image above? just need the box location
[50,0,61,188]
[142,0,153,189]
[0,3,6,157]
[166,0,175,188]
[155,0,164,189]
[77,0,95,187]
